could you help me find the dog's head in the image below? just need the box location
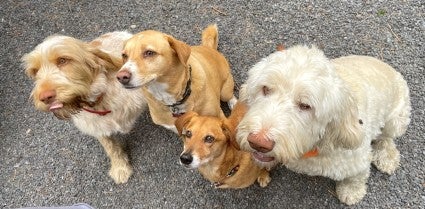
[117,30,191,89]
[175,111,236,169]
[236,45,363,167]
[22,35,120,119]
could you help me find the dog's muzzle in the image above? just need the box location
[247,133,275,153]
[180,153,193,165]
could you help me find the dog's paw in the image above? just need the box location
[257,171,271,187]
[336,179,367,205]
[372,138,400,174]
[109,162,133,184]
[227,96,238,110]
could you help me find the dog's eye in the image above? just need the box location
[185,130,192,138]
[298,102,311,110]
[56,57,69,67]
[143,50,156,58]
[204,135,215,143]
[122,53,128,62]
[262,86,271,96]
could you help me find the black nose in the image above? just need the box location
[180,153,193,165]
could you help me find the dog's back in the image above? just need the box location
[332,55,411,138]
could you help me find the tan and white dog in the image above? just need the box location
[175,102,271,189]
[22,31,146,184]
[236,45,411,204]
[117,25,236,132]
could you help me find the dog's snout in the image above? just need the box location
[180,153,193,165]
[39,90,56,105]
[116,70,132,85]
[247,132,275,153]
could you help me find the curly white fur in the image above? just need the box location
[236,45,410,205]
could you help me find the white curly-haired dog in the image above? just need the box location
[22,31,146,184]
[236,45,411,205]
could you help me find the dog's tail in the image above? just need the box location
[201,24,219,50]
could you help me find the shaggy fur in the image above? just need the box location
[236,45,411,205]
[175,102,271,189]
[117,24,236,132]
[22,31,146,184]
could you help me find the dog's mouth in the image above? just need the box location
[49,101,64,111]
[251,151,275,163]
[42,98,84,120]
[123,84,142,90]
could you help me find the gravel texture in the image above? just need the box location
[1,0,424,208]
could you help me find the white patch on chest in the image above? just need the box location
[147,81,176,105]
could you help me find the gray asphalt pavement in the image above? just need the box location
[1,1,424,208]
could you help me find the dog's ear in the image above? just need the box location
[21,52,38,79]
[166,35,191,67]
[175,111,198,135]
[322,99,363,150]
[221,120,240,150]
[89,48,123,71]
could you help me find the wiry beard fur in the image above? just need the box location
[51,96,95,120]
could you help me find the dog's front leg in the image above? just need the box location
[335,168,370,205]
[97,136,133,184]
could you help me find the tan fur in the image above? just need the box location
[118,24,236,132]
[22,31,146,184]
[175,102,271,189]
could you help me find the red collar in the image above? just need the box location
[302,148,319,158]
[82,107,111,116]
[81,94,111,116]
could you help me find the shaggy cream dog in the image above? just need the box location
[22,31,146,184]
[236,45,411,205]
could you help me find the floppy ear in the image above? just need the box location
[221,120,240,150]
[22,57,37,79]
[322,98,363,150]
[166,35,191,67]
[174,111,198,135]
[89,48,123,71]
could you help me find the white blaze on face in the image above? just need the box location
[121,60,138,75]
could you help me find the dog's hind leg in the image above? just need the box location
[372,99,410,174]
[98,136,133,184]
[335,169,369,205]
[220,76,237,110]
[372,136,400,174]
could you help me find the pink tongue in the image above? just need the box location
[252,151,275,162]
[49,101,64,111]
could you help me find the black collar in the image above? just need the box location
[167,65,192,115]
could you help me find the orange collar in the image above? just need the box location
[302,148,319,158]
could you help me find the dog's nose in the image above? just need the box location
[116,70,132,85]
[180,153,193,165]
[247,132,275,153]
[39,90,56,105]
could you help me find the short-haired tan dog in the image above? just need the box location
[22,32,146,184]
[117,25,236,132]
[175,102,271,189]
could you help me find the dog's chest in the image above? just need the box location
[285,147,371,181]
[72,84,146,137]
[145,81,188,117]
[146,81,177,105]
